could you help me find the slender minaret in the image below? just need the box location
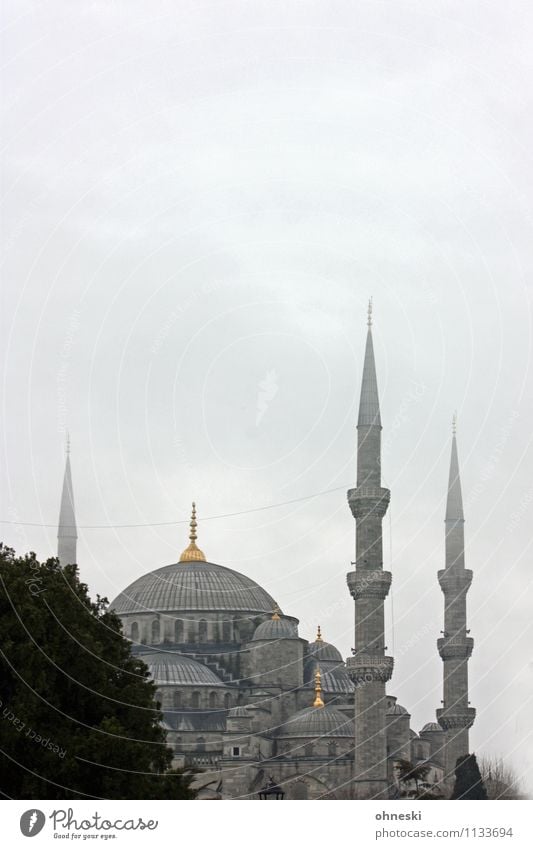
[346,301,393,799]
[436,417,475,781]
[57,434,77,566]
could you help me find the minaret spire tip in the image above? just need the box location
[367,297,373,328]
[66,431,70,456]
[452,411,457,437]
[316,624,323,642]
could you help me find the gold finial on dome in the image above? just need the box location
[271,604,281,621]
[313,667,324,708]
[316,624,323,642]
[179,502,206,563]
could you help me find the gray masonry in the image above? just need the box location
[436,424,476,781]
[346,304,393,799]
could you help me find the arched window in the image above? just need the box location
[224,692,231,710]
[174,736,182,753]
[196,736,206,752]
[151,619,160,643]
[130,622,139,642]
[174,619,183,642]
[209,691,217,710]
[173,691,181,709]
[222,620,231,642]
[328,741,337,758]
[191,691,200,709]
[198,619,208,642]
[304,744,314,758]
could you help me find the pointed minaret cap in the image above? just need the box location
[179,502,207,562]
[58,438,77,541]
[271,604,281,621]
[315,624,323,642]
[313,666,325,708]
[445,414,464,522]
[358,298,382,428]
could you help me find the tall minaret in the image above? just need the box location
[57,435,77,566]
[346,301,393,800]
[436,417,475,781]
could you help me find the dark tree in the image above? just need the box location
[0,544,195,800]
[395,759,443,799]
[451,754,488,800]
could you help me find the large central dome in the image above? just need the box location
[111,560,277,615]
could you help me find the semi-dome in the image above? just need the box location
[320,669,354,695]
[111,560,277,615]
[139,651,224,686]
[278,705,354,739]
[420,722,442,733]
[251,617,298,641]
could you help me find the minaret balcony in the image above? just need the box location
[436,707,476,731]
[347,486,390,520]
[346,654,394,683]
[437,569,473,595]
[347,570,391,600]
[437,636,474,660]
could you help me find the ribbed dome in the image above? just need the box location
[307,639,343,664]
[111,560,277,614]
[278,705,354,738]
[387,702,409,716]
[321,669,354,695]
[305,660,354,694]
[420,722,442,733]
[140,651,224,686]
[251,618,298,641]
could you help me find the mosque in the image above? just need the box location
[56,305,476,800]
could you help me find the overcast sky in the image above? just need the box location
[2,1,532,793]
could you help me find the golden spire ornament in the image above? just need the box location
[179,502,206,563]
[271,604,281,621]
[316,624,323,642]
[313,667,325,708]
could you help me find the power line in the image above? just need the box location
[0,483,349,530]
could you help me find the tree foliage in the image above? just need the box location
[0,544,195,799]
[394,759,443,799]
[451,754,488,800]
[479,755,528,800]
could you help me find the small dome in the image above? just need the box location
[278,705,354,739]
[387,702,409,716]
[228,706,250,718]
[140,651,224,686]
[420,722,442,733]
[307,636,343,664]
[251,618,298,641]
